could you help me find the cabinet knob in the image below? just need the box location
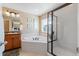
[5,41,8,45]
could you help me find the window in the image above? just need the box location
[34,18,38,32]
[41,14,47,33]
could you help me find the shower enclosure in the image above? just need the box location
[47,3,77,56]
[47,11,57,56]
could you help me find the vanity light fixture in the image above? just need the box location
[5,10,20,18]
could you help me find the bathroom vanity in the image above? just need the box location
[2,7,22,52]
[5,32,21,51]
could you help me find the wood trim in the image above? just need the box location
[38,16,42,33]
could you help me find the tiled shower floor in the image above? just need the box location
[53,42,77,56]
[53,46,76,56]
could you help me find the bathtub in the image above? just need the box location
[22,35,47,43]
[21,33,47,53]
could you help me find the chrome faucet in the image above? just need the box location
[33,37,39,40]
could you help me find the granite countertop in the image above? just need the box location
[5,32,21,35]
[5,32,19,34]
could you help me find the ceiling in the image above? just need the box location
[2,3,64,16]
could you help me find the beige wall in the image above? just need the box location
[2,7,39,34]
[2,7,48,37]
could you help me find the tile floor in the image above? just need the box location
[19,51,48,56]
[3,48,79,56]
[19,47,77,56]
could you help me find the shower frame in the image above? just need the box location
[47,3,72,56]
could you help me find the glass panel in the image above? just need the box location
[33,18,39,32]
[48,13,52,42]
[48,43,51,53]
[48,14,52,35]
[53,4,77,56]
[47,12,53,54]
[53,16,57,41]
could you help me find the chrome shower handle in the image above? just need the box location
[50,31,54,39]
[51,31,57,41]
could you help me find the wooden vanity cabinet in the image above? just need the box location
[5,33,21,51]
[12,34,21,49]
[5,34,13,50]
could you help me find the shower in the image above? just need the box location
[47,3,77,56]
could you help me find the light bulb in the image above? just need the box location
[11,12,15,17]
[5,11,10,16]
[16,14,20,17]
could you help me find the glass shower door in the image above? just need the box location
[47,4,77,56]
[47,12,56,55]
[53,4,77,56]
[47,12,52,54]
[47,11,57,56]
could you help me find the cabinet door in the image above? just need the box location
[13,35,21,48]
[5,35,13,50]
